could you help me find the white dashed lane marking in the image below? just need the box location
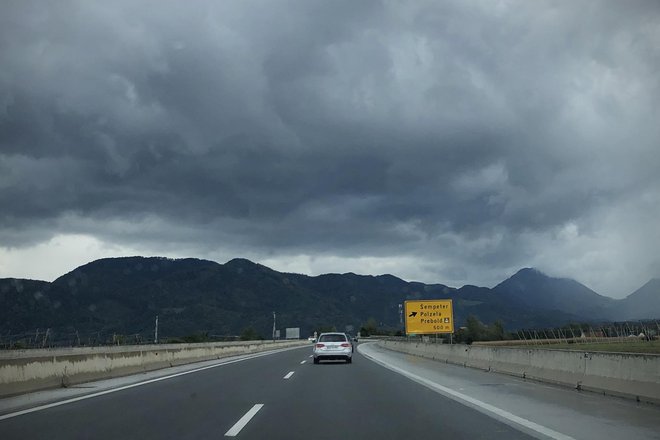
[224,404,264,437]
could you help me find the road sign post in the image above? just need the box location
[404,299,454,335]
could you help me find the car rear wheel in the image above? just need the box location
[313,357,319,364]
[346,357,352,364]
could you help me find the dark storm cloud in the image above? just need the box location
[1,0,659,295]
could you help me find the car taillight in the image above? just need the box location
[340,343,350,347]
[315,343,325,348]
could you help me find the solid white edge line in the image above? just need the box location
[224,403,264,437]
[0,345,305,422]
[283,371,295,379]
[358,343,575,440]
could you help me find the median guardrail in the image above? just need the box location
[0,340,308,398]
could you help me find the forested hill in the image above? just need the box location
[1,257,658,340]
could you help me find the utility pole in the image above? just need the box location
[42,328,50,348]
[154,315,159,344]
[272,311,276,341]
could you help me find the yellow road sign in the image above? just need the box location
[404,299,454,334]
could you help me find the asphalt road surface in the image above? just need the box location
[1,342,659,440]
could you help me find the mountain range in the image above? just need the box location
[1,257,658,340]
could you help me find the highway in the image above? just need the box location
[1,342,659,439]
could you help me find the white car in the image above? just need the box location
[313,332,353,364]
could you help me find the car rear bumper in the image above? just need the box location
[313,348,352,360]
[314,353,352,360]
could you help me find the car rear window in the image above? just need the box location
[319,334,347,342]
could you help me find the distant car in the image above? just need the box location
[345,333,357,352]
[313,332,353,364]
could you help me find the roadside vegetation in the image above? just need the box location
[360,315,510,344]
[359,315,659,355]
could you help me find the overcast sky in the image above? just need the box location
[1,1,659,298]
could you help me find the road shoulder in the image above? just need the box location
[359,342,660,440]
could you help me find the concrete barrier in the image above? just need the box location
[379,340,660,404]
[0,340,308,398]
